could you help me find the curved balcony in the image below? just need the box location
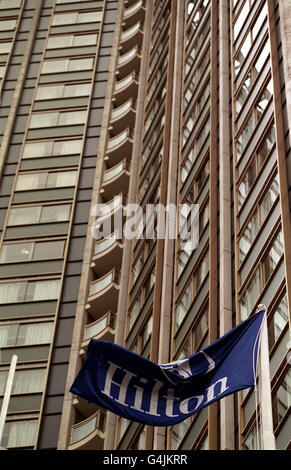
[106,128,133,165]
[123,0,145,28]
[110,98,136,134]
[91,231,124,276]
[85,269,120,318]
[117,45,141,79]
[94,192,126,235]
[68,410,106,450]
[120,21,143,53]
[81,311,115,355]
[101,159,130,202]
[113,71,138,106]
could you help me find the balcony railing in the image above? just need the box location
[89,270,118,297]
[117,46,141,78]
[120,21,143,52]
[92,231,123,276]
[86,269,120,317]
[113,72,139,106]
[83,311,115,345]
[106,129,133,165]
[69,410,106,450]
[110,99,136,133]
[123,0,145,28]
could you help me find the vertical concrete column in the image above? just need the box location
[153,0,184,451]
[219,0,235,450]
[104,0,153,450]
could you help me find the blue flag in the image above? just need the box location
[70,310,265,426]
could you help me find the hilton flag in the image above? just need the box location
[70,309,265,426]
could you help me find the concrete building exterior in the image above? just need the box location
[0,0,290,450]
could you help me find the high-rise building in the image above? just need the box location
[0,0,290,451]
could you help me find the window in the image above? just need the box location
[47,33,97,49]
[130,314,153,356]
[0,369,46,394]
[234,3,268,77]
[0,0,22,8]
[272,369,291,429]
[261,231,284,284]
[236,78,273,160]
[41,57,94,74]
[0,322,54,346]
[0,240,65,263]
[29,110,87,128]
[181,119,210,184]
[235,39,270,114]
[1,419,38,448]
[0,19,17,30]
[22,139,83,159]
[0,279,60,303]
[238,121,276,207]
[52,11,102,26]
[35,83,91,101]
[268,294,289,350]
[15,171,77,190]
[176,252,209,330]
[240,231,284,319]
[8,204,71,225]
[239,172,279,263]
[0,42,12,54]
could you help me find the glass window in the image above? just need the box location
[8,206,41,226]
[0,242,34,263]
[193,306,208,351]
[0,324,18,347]
[240,266,260,320]
[176,284,192,330]
[22,139,83,159]
[40,204,70,222]
[33,240,65,259]
[268,294,289,349]
[17,322,53,345]
[36,83,91,100]
[15,171,77,190]
[10,369,46,394]
[272,369,291,429]
[25,279,60,301]
[41,57,93,74]
[0,19,17,31]
[8,204,70,225]
[238,122,276,208]
[0,42,12,54]
[1,419,38,448]
[0,240,65,263]
[29,110,87,128]
[52,11,102,25]
[262,231,284,284]
[0,0,21,7]
[0,282,27,303]
[0,321,53,346]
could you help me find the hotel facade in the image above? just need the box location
[0,0,290,450]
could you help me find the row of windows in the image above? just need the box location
[0,239,65,264]
[181,116,210,185]
[236,77,273,160]
[240,230,284,319]
[0,321,53,348]
[0,279,60,304]
[51,10,102,27]
[7,203,71,226]
[128,265,155,332]
[176,250,209,331]
[237,119,275,208]
[0,1,22,82]
[239,172,279,263]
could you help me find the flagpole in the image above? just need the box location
[256,305,276,450]
[0,354,17,447]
